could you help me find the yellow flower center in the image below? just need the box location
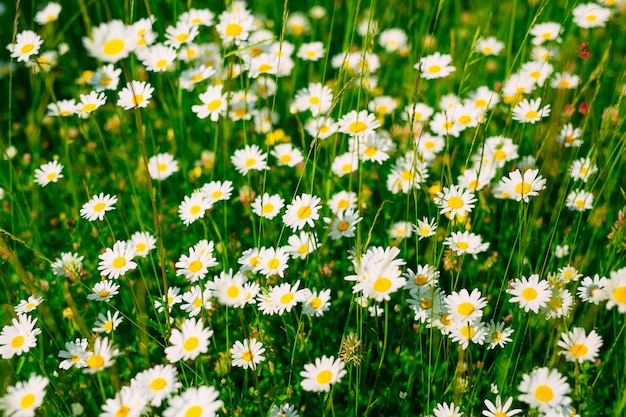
[188,260,203,273]
[207,99,222,111]
[522,287,538,301]
[297,206,312,219]
[534,385,554,402]
[156,59,167,68]
[310,297,322,309]
[414,275,427,286]
[131,94,144,106]
[189,205,201,215]
[103,39,124,56]
[460,325,475,338]
[245,157,256,167]
[99,290,110,297]
[570,343,588,357]
[348,121,368,134]
[297,245,309,255]
[280,293,294,304]
[525,110,539,119]
[185,405,203,417]
[428,65,441,73]
[191,74,204,82]
[183,336,199,351]
[82,103,97,113]
[87,354,105,369]
[267,258,280,269]
[306,50,317,58]
[257,63,273,72]
[176,33,189,43]
[558,80,570,88]
[401,170,414,182]
[586,14,597,22]
[530,71,541,79]
[104,321,113,331]
[475,99,487,108]
[493,149,507,161]
[225,23,243,37]
[316,370,333,384]
[447,196,464,209]
[193,298,203,308]
[458,115,472,125]
[242,350,254,362]
[112,257,126,269]
[456,241,469,250]
[515,182,532,195]
[280,155,292,164]
[420,298,432,309]
[21,43,35,54]
[492,331,502,342]
[11,335,24,348]
[150,377,167,391]
[227,285,239,299]
[46,172,57,181]
[612,286,626,304]
[337,220,350,231]
[457,302,474,316]
[19,393,35,409]
[482,46,493,54]
[364,146,378,157]
[373,277,392,293]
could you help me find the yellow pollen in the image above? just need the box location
[414,275,427,285]
[207,99,222,111]
[156,59,167,68]
[457,302,474,316]
[183,336,199,351]
[267,258,280,269]
[306,50,316,58]
[185,405,203,417]
[374,277,392,293]
[242,350,254,361]
[460,325,475,338]
[316,370,333,384]
[280,293,294,304]
[364,146,377,157]
[11,335,24,348]
[494,149,506,160]
[530,70,541,79]
[420,298,433,309]
[131,94,144,106]
[310,297,322,309]
[21,43,35,54]
[458,115,472,125]
[82,103,97,113]
[341,163,353,173]
[482,47,493,54]
[401,170,414,182]
[515,182,532,195]
[447,196,464,209]
[225,23,243,37]
[443,121,454,130]
[492,331,502,342]
[309,96,320,105]
[211,191,223,199]
[104,321,113,331]
[297,245,309,255]
[522,287,538,301]
[558,80,570,88]
[534,385,554,402]
[280,155,292,164]
[297,206,312,219]
[337,199,349,210]
[46,172,57,181]
[245,157,256,167]
[257,63,273,72]
[87,354,105,369]
[176,33,189,43]
[103,39,124,56]
[157,163,168,172]
[613,286,626,304]
[93,202,106,212]
[475,99,487,108]
[348,121,368,134]
[428,65,441,73]
[575,199,585,208]
[150,377,167,391]
[541,32,553,39]
[19,393,35,409]
[112,257,126,269]
[227,285,239,298]
[525,110,539,119]
[337,220,350,231]
[189,205,201,215]
[456,241,469,250]
[193,298,202,308]
[262,203,275,214]
[99,290,110,297]
[188,260,203,273]
[191,74,204,82]
[586,14,597,21]
[71,355,81,362]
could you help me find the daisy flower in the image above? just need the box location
[378,28,408,53]
[445,288,488,323]
[415,52,456,79]
[433,401,463,417]
[388,221,414,240]
[164,21,199,49]
[444,231,490,258]
[302,288,331,317]
[7,30,43,62]
[231,338,266,370]
[530,22,563,45]
[521,61,554,86]
[300,356,346,392]
[512,97,551,123]
[80,192,117,221]
[304,116,338,140]
[566,189,594,211]
[324,208,362,240]
[351,132,394,164]
[98,240,137,279]
[35,2,62,25]
[294,82,333,116]
[259,280,308,315]
[128,231,156,258]
[75,90,107,118]
[386,155,429,194]
[117,80,154,110]
[130,16,157,49]
[83,337,119,374]
[93,310,123,334]
[255,246,290,278]
[498,168,546,203]
[569,157,598,182]
[556,123,583,147]
[297,41,325,61]
[351,247,407,302]
[434,184,477,219]
[87,280,120,302]
[337,109,381,137]
[283,193,322,231]
[271,143,304,167]
[414,217,437,240]
[551,72,580,89]
[58,338,91,370]
[231,144,269,175]
[89,64,122,91]
[269,403,299,417]
[482,396,522,417]
[100,386,148,417]
[448,319,488,349]
[201,180,233,205]
[251,193,285,219]
[407,287,446,325]
[34,160,63,187]
[557,327,603,363]
[517,367,572,414]
[475,36,505,55]
[178,192,212,226]
[485,320,515,350]
[154,286,183,314]
[604,267,626,313]
[180,8,215,27]
[132,364,181,407]
[181,285,213,318]
[0,315,41,359]
[327,190,357,214]
[192,84,228,121]
[572,3,611,28]
[287,12,310,35]
[285,231,319,259]
[0,374,49,417]
[163,386,223,417]
[175,246,218,282]
[577,274,608,304]
[403,264,440,292]
[331,152,359,177]
[14,295,44,314]
[46,99,76,117]
[164,318,213,363]
[82,19,134,63]
[507,274,552,313]
[208,269,255,308]
[179,65,215,90]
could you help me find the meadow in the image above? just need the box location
[1,0,626,416]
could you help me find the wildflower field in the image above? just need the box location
[2,0,626,415]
